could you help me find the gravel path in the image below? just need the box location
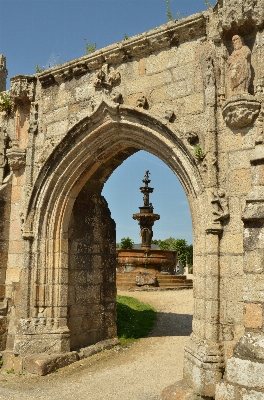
[0,289,193,400]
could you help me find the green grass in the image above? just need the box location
[116,295,157,345]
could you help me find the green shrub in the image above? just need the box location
[120,237,134,249]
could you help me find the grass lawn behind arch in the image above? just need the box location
[116,295,157,345]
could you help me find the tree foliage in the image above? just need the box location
[120,237,134,249]
[152,237,193,266]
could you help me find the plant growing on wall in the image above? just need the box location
[84,39,97,54]
[35,63,46,73]
[163,0,174,21]
[193,145,205,160]
[204,0,215,7]
[0,93,14,119]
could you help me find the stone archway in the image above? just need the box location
[1,1,264,397]
[4,102,219,389]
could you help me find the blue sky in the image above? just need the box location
[0,0,216,244]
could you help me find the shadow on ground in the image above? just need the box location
[148,312,193,337]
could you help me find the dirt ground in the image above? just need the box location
[0,289,193,400]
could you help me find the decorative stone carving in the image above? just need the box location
[28,103,38,135]
[216,0,264,31]
[203,56,216,88]
[222,95,261,128]
[110,90,123,104]
[136,96,148,109]
[10,75,36,102]
[6,146,26,170]
[93,64,120,89]
[227,35,251,97]
[211,190,229,223]
[164,109,175,122]
[185,131,199,146]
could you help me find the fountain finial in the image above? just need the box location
[133,171,160,249]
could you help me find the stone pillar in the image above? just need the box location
[0,55,8,93]
[184,228,223,398]
[215,127,264,398]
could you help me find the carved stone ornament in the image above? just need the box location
[10,75,36,102]
[136,96,148,109]
[222,95,261,128]
[211,189,229,223]
[164,109,175,122]
[209,0,264,40]
[93,64,121,89]
[6,146,26,170]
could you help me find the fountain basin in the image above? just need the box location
[116,248,177,275]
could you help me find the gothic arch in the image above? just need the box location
[11,101,207,355]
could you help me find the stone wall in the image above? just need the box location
[68,182,116,350]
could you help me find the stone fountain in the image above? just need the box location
[116,171,193,289]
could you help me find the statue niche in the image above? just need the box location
[222,34,260,129]
[227,35,251,97]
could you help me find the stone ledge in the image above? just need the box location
[33,12,206,87]
[2,337,120,375]
[24,352,78,375]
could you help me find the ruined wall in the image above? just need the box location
[68,182,116,350]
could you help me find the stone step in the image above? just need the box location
[116,272,193,290]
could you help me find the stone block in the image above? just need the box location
[160,379,194,400]
[228,168,251,195]
[243,274,264,302]
[243,250,264,274]
[215,381,236,400]
[183,93,204,115]
[0,284,5,299]
[146,49,168,74]
[220,233,243,255]
[2,351,23,373]
[205,233,219,254]
[240,387,264,399]
[244,225,264,251]
[45,106,68,125]
[228,149,252,170]
[244,303,263,329]
[252,164,264,186]
[226,356,264,389]
[220,276,243,301]
[5,268,21,284]
[205,254,219,275]
[78,338,119,360]
[82,313,102,331]
[24,351,78,375]
[10,186,21,203]
[8,240,24,254]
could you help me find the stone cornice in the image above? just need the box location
[36,12,206,88]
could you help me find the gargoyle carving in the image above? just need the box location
[93,64,121,89]
[136,96,148,109]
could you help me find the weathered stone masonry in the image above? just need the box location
[0,0,264,398]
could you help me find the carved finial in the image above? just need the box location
[0,55,8,92]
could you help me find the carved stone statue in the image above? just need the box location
[227,35,251,96]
